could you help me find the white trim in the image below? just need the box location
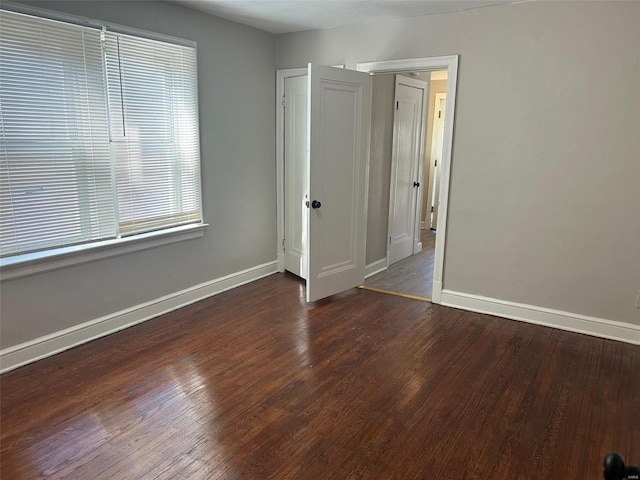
[358,56,458,73]
[276,68,308,273]
[440,290,640,345]
[365,258,387,278]
[357,55,459,305]
[432,280,443,303]
[0,261,279,373]
[1,223,209,281]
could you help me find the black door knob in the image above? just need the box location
[311,200,322,209]
[603,453,640,480]
[413,181,420,187]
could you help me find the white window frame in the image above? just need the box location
[0,2,208,281]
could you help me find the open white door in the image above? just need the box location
[305,64,372,302]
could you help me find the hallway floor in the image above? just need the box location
[364,229,436,299]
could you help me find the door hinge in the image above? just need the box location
[282,96,286,108]
[282,237,285,251]
[438,110,442,119]
[396,100,399,110]
[434,159,438,167]
[389,236,392,245]
[431,206,434,213]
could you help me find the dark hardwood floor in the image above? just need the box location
[1,273,638,479]
[365,229,436,299]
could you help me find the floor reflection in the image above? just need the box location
[22,360,220,479]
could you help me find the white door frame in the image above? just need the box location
[357,55,458,304]
[276,68,307,273]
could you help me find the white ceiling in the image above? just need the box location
[174,0,519,34]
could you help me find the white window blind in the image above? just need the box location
[0,9,202,259]
[103,32,201,236]
[0,10,116,257]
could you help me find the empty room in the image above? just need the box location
[1,0,638,478]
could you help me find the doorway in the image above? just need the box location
[357,56,458,304]
[282,71,308,279]
[364,70,446,300]
[275,56,458,305]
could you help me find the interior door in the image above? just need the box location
[388,75,427,265]
[283,74,308,278]
[305,64,372,302]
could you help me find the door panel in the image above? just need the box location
[306,64,371,302]
[388,75,427,265]
[284,74,308,278]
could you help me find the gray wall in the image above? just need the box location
[277,1,640,325]
[1,1,277,348]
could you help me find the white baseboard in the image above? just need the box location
[365,258,387,279]
[440,290,640,345]
[0,261,279,374]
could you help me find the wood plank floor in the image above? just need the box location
[1,273,638,479]
[365,229,436,299]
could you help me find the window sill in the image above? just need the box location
[0,223,209,281]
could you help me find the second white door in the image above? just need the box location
[388,75,428,265]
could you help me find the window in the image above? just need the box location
[0,8,203,269]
